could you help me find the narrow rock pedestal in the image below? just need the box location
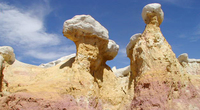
[127,3,200,110]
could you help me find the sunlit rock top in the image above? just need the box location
[0,46,15,64]
[39,53,76,68]
[63,15,109,41]
[104,40,119,60]
[142,3,164,25]
[126,33,141,57]
[63,15,119,72]
[178,53,200,63]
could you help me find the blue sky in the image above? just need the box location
[0,0,200,69]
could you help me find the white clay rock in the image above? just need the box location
[63,15,109,41]
[142,3,164,25]
[0,46,15,64]
[126,33,141,57]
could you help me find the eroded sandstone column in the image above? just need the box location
[0,46,15,92]
[63,15,119,73]
[126,3,199,109]
[63,15,128,109]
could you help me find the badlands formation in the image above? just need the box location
[0,3,200,110]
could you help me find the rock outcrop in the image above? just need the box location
[0,3,199,110]
[126,3,200,110]
[113,65,131,77]
[62,15,132,109]
[0,46,15,65]
[0,46,15,93]
[142,3,164,26]
[178,53,200,75]
[39,53,76,68]
[0,15,128,110]
[63,15,119,73]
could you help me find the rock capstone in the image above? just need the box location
[142,3,164,26]
[0,46,15,64]
[63,15,119,72]
[0,46,15,92]
[127,3,199,110]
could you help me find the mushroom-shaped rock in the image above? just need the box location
[0,46,15,64]
[126,33,141,57]
[142,3,164,26]
[63,15,108,41]
[0,46,15,92]
[126,3,197,109]
[63,15,119,72]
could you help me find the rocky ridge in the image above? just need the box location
[0,3,199,110]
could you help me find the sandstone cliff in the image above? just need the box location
[0,3,199,110]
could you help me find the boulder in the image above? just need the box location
[178,53,200,75]
[178,53,189,63]
[0,46,15,64]
[142,3,164,26]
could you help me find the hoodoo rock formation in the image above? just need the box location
[127,3,200,110]
[0,3,199,110]
[0,15,127,110]
[0,46,15,93]
[63,15,119,73]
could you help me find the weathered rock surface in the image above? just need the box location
[127,3,200,110]
[62,15,130,109]
[0,3,200,110]
[113,65,131,77]
[39,53,76,68]
[178,53,200,75]
[126,33,141,56]
[0,46,15,93]
[1,56,121,109]
[0,15,129,110]
[142,3,164,26]
[63,15,119,72]
[0,46,15,65]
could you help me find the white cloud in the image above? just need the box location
[0,2,76,64]
[0,3,59,47]
[26,50,68,60]
[25,45,76,60]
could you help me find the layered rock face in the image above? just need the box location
[0,3,200,110]
[127,3,200,110]
[62,15,131,109]
[0,15,129,110]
